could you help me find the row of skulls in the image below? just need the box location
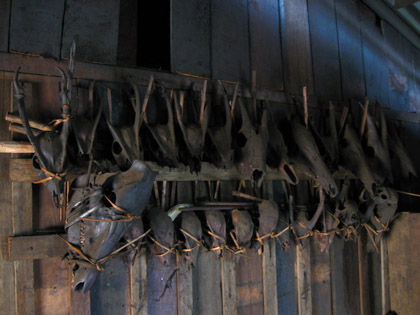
[11,44,417,293]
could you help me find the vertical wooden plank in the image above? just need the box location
[387,213,411,313]
[294,182,312,315]
[90,258,129,315]
[307,0,342,102]
[211,0,250,83]
[0,77,16,315]
[147,254,178,315]
[248,0,283,90]
[61,0,120,64]
[0,0,10,52]
[360,4,389,108]
[192,248,223,315]
[129,248,147,315]
[236,251,264,315]
[380,239,390,314]
[279,0,314,95]
[387,212,420,314]
[34,258,70,315]
[381,21,415,111]
[343,240,360,314]
[177,181,194,315]
[335,0,365,101]
[171,0,211,77]
[273,180,297,315]
[192,181,223,315]
[9,0,65,58]
[330,238,346,315]
[117,0,138,67]
[262,181,278,315]
[310,239,332,315]
[368,251,382,315]
[70,289,91,315]
[12,182,35,315]
[296,243,312,315]
[220,181,237,315]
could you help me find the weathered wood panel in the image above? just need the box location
[171,0,211,77]
[330,238,345,315]
[8,234,66,260]
[9,0,65,58]
[0,51,318,105]
[279,0,314,95]
[12,182,35,315]
[335,0,365,101]
[387,212,420,314]
[0,0,10,52]
[177,181,194,315]
[129,248,147,315]
[381,21,415,111]
[248,0,283,90]
[147,255,178,314]
[0,78,16,315]
[272,180,297,315]
[236,251,264,315]
[360,4,390,108]
[307,0,342,102]
[34,258,69,315]
[192,181,223,315]
[61,0,120,64]
[90,258,128,315]
[310,239,332,315]
[220,181,238,315]
[211,0,250,84]
[9,158,352,183]
[117,0,138,67]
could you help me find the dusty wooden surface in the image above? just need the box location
[387,212,420,314]
[8,234,66,260]
[307,0,342,102]
[279,0,314,95]
[9,0,65,58]
[211,0,250,84]
[0,0,10,52]
[248,0,283,90]
[61,0,120,64]
[335,0,366,101]
[0,77,16,315]
[171,0,211,77]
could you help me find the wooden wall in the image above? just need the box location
[0,0,419,315]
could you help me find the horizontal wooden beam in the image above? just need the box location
[9,158,352,183]
[8,234,67,260]
[0,51,317,104]
[0,141,34,153]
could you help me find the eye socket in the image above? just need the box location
[351,213,358,220]
[112,141,123,154]
[236,132,247,148]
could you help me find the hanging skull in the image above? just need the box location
[205,210,226,258]
[149,208,176,266]
[235,98,268,188]
[107,78,143,170]
[341,124,378,196]
[231,209,254,249]
[13,44,75,208]
[208,83,233,168]
[291,121,337,197]
[143,79,179,167]
[335,199,362,228]
[174,81,208,172]
[180,212,202,267]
